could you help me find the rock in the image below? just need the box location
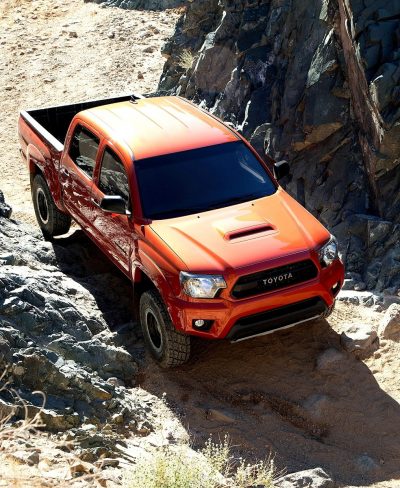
[95,458,119,468]
[107,377,125,388]
[87,0,185,9]
[137,71,144,79]
[0,190,163,460]
[340,323,378,355]
[0,398,15,418]
[276,467,335,488]
[70,460,94,475]
[354,282,366,291]
[10,450,40,466]
[0,190,12,218]
[342,278,356,290]
[111,413,124,424]
[337,290,377,306]
[206,408,236,424]
[378,303,400,340]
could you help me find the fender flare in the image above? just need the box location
[26,144,46,175]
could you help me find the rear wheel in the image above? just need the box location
[32,174,71,239]
[139,290,191,368]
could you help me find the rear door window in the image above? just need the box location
[69,125,100,178]
[98,147,130,204]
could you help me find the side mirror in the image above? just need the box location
[273,160,290,181]
[99,195,131,216]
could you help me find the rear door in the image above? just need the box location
[91,144,133,274]
[60,122,100,232]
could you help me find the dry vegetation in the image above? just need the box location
[177,49,195,70]
[123,436,276,488]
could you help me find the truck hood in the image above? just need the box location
[149,189,330,273]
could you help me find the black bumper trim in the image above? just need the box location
[227,297,327,342]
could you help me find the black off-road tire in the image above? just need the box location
[321,301,335,319]
[139,290,191,368]
[32,174,71,239]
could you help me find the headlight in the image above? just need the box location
[318,235,338,267]
[179,272,227,298]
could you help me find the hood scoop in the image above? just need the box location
[224,223,275,241]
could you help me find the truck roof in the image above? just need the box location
[83,96,239,160]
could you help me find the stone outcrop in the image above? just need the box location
[0,190,12,219]
[158,0,400,294]
[0,195,178,461]
[87,0,185,9]
[276,467,336,488]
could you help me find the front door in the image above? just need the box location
[91,145,133,275]
[60,122,100,232]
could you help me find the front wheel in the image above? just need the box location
[139,290,191,368]
[32,174,71,239]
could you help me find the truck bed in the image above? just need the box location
[21,94,139,150]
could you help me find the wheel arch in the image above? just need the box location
[132,269,159,321]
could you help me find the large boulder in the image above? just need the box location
[340,323,379,356]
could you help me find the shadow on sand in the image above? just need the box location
[142,319,400,486]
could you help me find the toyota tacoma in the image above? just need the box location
[18,94,344,367]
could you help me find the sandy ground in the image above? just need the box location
[0,0,178,224]
[1,1,400,487]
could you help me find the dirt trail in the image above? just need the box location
[0,0,178,223]
[142,306,400,487]
[1,1,400,487]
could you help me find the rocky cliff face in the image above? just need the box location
[87,0,185,9]
[159,0,400,294]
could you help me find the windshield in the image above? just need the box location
[135,142,277,220]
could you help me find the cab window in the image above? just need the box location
[98,147,130,204]
[69,125,99,178]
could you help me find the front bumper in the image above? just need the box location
[167,258,344,340]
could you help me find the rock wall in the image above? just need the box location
[87,0,185,10]
[159,0,400,294]
[0,192,185,462]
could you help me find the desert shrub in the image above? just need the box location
[177,49,195,70]
[123,435,276,488]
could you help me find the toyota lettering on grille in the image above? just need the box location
[232,260,318,298]
[261,272,294,287]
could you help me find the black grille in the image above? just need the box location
[227,297,327,341]
[232,259,318,299]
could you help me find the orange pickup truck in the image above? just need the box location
[18,94,344,367]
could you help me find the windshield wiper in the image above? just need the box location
[214,193,261,207]
[150,194,262,219]
[151,206,207,219]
